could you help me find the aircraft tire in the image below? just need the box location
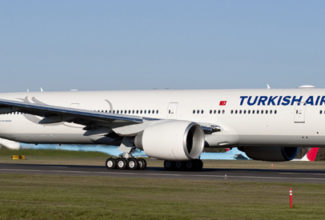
[193,159,203,171]
[164,160,175,171]
[138,158,147,170]
[175,161,184,170]
[117,158,127,169]
[184,160,194,171]
[127,158,139,170]
[105,158,117,169]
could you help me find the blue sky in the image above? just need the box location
[0,0,324,92]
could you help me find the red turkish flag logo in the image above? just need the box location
[219,101,227,106]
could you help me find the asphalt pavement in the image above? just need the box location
[0,163,325,183]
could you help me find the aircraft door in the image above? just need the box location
[167,102,179,119]
[294,108,305,123]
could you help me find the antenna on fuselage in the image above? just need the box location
[40,87,44,92]
[266,84,271,89]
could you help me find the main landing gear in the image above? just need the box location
[163,159,203,171]
[105,137,147,170]
[105,157,147,170]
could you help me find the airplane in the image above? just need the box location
[0,87,325,171]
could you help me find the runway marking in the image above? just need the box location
[1,168,325,182]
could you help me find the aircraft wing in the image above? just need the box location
[0,98,219,134]
[0,98,143,127]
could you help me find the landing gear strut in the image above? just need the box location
[164,159,203,171]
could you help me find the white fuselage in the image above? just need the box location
[0,88,325,148]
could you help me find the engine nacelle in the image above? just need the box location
[239,146,298,161]
[135,120,205,160]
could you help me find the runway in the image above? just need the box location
[0,163,325,183]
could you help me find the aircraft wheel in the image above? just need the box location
[117,158,127,169]
[193,159,203,171]
[184,160,194,171]
[137,158,147,170]
[127,158,139,170]
[164,160,175,171]
[175,161,184,170]
[105,158,117,169]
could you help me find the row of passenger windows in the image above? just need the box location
[96,109,159,115]
[193,109,226,114]
[230,109,278,114]
[7,109,325,116]
[193,109,278,115]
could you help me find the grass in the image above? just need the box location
[0,174,324,220]
[0,148,109,166]
[0,148,325,219]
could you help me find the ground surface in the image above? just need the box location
[0,149,324,220]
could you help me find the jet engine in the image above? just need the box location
[134,120,205,160]
[239,146,298,161]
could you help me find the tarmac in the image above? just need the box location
[0,163,325,183]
